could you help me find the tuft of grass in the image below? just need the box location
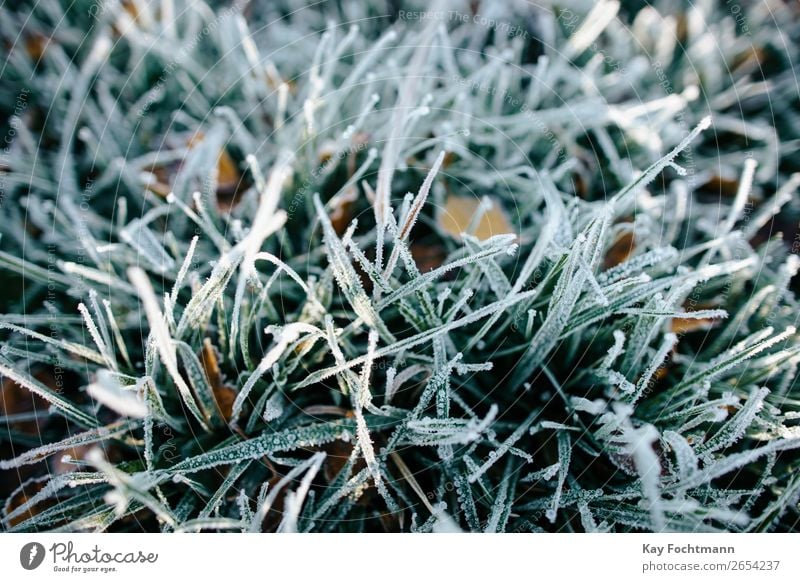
[1,0,799,532]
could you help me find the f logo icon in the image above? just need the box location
[20,542,45,570]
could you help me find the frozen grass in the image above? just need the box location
[0,0,799,532]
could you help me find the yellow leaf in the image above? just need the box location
[438,196,513,241]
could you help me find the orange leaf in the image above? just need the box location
[199,339,236,422]
[438,195,514,241]
[604,231,635,269]
[24,34,49,60]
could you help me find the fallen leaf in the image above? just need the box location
[670,317,717,335]
[121,0,140,20]
[214,147,243,210]
[675,13,688,44]
[438,195,514,241]
[322,439,360,483]
[199,339,237,422]
[671,302,720,334]
[50,445,91,475]
[604,231,635,269]
[330,187,358,236]
[320,439,375,508]
[701,175,740,198]
[442,151,458,168]
[572,171,589,199]
[185,133,246,212]
[732,47,766,72]
[317,140,337,164]
[144,166,173,198]
[410,242,446,273]
[24,33,49,61]
[3,476,51,528]
[1,372,52,434]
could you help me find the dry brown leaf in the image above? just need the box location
[701,175,740,198]
[183,133,245,212]
[732,47,766,72]
[144,165,173,198]
[317,140,337,164]
[50,445,91,475]
[1,373,51,434]
[604,231,635,269]
[320,440,375,509]
[670,317,716,335]
[654,365,670,382]
[671,302,720,334]
[322,439,359,483]
[572,171,589,199]
[199,339,236,422]
[330,187,358,236]
[442,151,458,168]
[438,195,514,241]
[410,242,446,273]
[215,150,247,212]
[24,34,49,60]
[3,476,50,527]
[121,0,140,20]
[675,13,688,44]
[215,148,241,192]
[110,1,143,36]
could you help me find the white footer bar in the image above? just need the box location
[1,533,795,581]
